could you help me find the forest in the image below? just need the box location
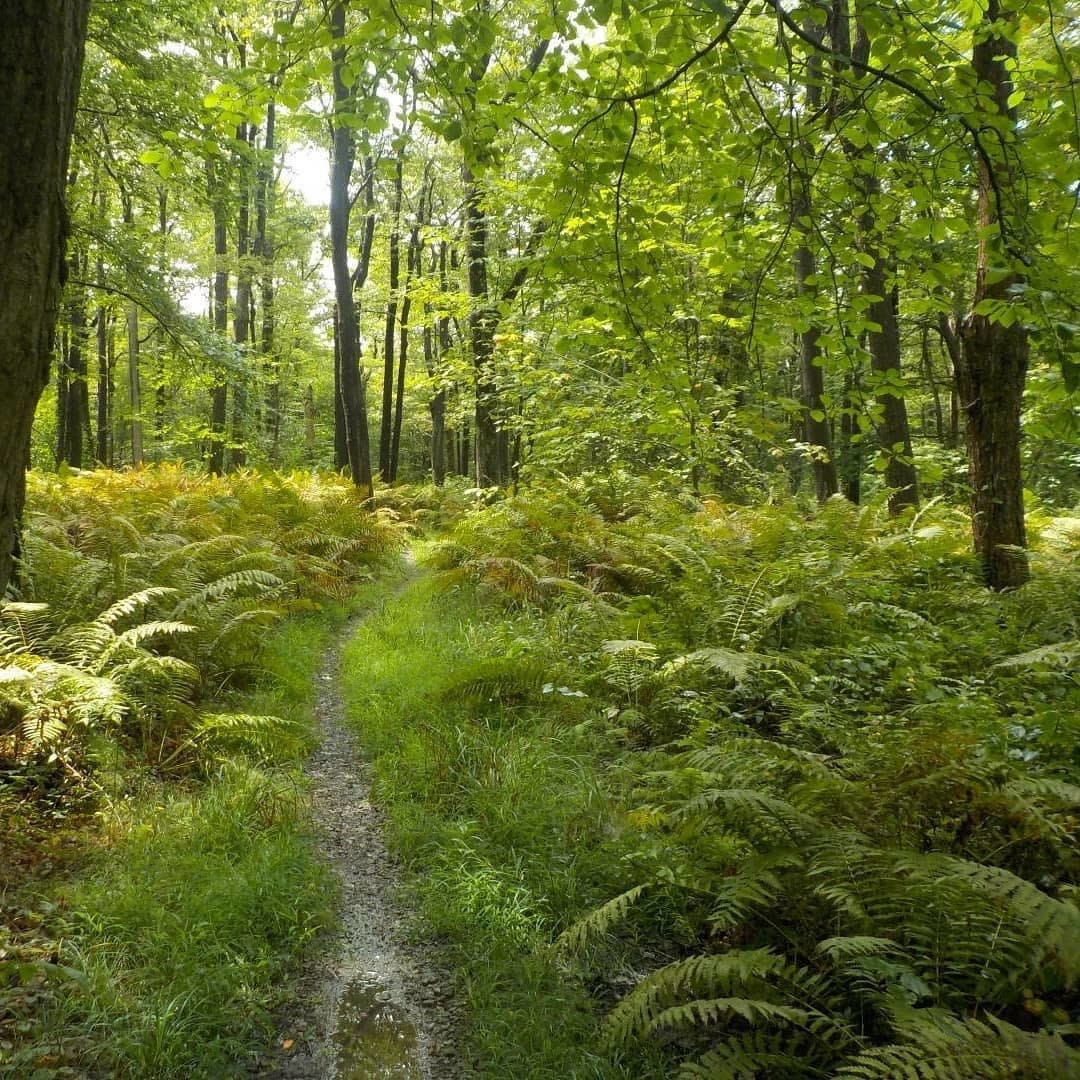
[1,0,1079,1077]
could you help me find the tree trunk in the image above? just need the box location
[59,261,89,468]
[791,23,838,504]
[95,298,112,466]
[257,99,279,462]
[379,153,403,479]
[957,0,1029,589]
[126,303,143,466]
[329,0,373,497]
[208,170,229,476]
[0,0,88,590]
[463,162,505,487]
[229,120,253,471]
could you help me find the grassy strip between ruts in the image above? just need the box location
[338,567,668,1079]
[1,609,353,1080]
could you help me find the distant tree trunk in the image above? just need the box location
[425,240,449,486]
[257,99,280,462]
[389,217,420,483]
[59,259,89,468]
[0,0,89,592]
[791,22,837,503]
[328,0,373,497]
[831,10,917,512]
[95,297,112,465]
[126,303,143,467]
[208,167,229,476]
[921,326,945,443]
[229,119,254,471]
[463,162,505,487]
[956,0,1029,589]
[304,383,316,461]
[379,153,403,480]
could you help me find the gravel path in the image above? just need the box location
[252,574,462,1079]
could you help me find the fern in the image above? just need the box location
[835,1012,1080,1080]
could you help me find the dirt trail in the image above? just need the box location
[252,571,461,1079]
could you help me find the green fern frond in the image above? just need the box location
[678,1031,821,1079]
[606,948,785,1045]
[0,602,54,651]
[647,996,809,1037]
[188,712,307,760]
[816,936,905,961]
[97,587,178,628]
[557,884,650,953]
[836,1012,1080,1080]
[994,640,1079,670]
[438,657,546,707]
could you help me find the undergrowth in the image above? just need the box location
[352,474,1080,1079]
[1,467,403,1077]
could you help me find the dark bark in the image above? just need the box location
[379,154,403,479]
[328,0,373,497]
[830,8,918,512]
[95,296,112,466]
[59,260,90,468]
[229,119,254,471]
[257,99,280,461]
[463,162,505,486]
[208,165,229,476]
[957,0,1029,589]
[791,22,838,503]
[0,0,89,592]
[333,304,348,469]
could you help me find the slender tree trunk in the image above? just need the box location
[957,0,1029,589]
[329,0,373,496]
[229,120,254,471]
[790,24,838,503]
[60,258,89,468]
[463,162,504,486]
[257,99,280,462]
[126,304,143,467]
[208,165,229,476]
[379,154,403,479]
[95,297,111,466]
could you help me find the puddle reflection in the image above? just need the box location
[332,978,420,1079]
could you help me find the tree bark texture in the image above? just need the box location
[329,1,373,497]
[0,0,89,592]
[958,0,1029,589]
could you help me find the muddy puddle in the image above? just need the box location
[332,976,421,1079]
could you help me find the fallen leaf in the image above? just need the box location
[282,1039,295,1051]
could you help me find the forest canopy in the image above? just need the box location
[0,0,1069,592]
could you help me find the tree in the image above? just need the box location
[0,0,91,593]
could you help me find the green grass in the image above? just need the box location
[339,576,667,1079]
[1,613,340,1079]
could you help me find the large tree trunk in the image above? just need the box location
[957,0,1029,589]
[329,0,373,497]
[0,0,89,593]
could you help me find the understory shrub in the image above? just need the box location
[426,484,1080,1078]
